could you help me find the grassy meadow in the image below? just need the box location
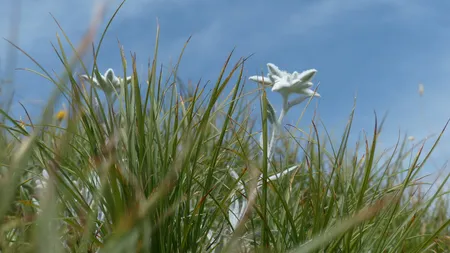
[0,2,450,252]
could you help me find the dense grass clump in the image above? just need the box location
[0,3,449,253]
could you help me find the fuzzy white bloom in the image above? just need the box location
[249,63,321,163]
[33,169,105,223]
[33,169,49,209]
[249,63,320,98]
[228,168,247,230]
[76,172,105,222]
[81,68,131,95]
[228,165,299,230]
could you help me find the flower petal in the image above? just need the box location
[300,88,320,97]
[298,69,317,82]
[267,63,289,78]
[267,63,282,76]
[110,76,121,88]
[257,165,299,188]
[268,74,278,84]
[271,78,291,92]
[81,75,101,87]
[268,165,298,181]
[249,75,273,86]
[290,80,314,92]
[104,68,116,83]
[287,96,309,108]
[80,74,90,81]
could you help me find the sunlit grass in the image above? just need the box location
[0,1,449,253]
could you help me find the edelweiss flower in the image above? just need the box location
[228,165,299,230]
[35,169,49,195]
[249,63,320,98]
[81,68,132,95]
[33,169,106,224]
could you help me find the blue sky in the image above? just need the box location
[1,0,450,175]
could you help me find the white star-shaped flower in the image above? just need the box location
[81,68,132,94]
[249,63,320,98]
[228,164,299,230]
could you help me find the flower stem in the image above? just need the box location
[267,96,288,163]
